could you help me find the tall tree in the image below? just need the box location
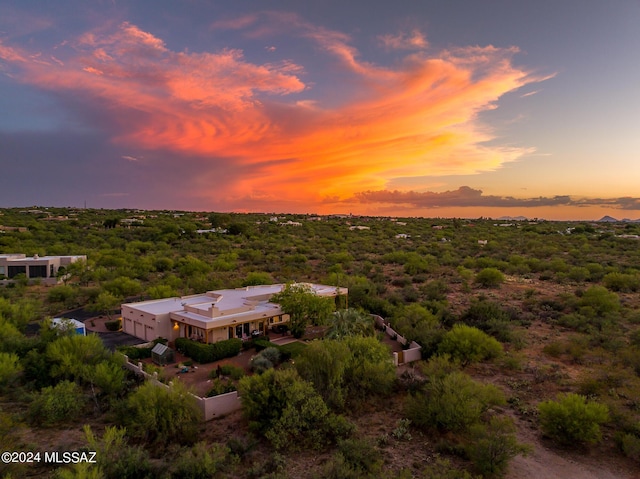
[271,283,335,338]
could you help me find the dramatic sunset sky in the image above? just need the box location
[1,1,639,220]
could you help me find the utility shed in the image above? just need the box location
[151,342,174,366]
[52,317,86,336]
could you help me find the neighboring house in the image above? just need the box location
[121,283,348,343]
[0,253,86,284]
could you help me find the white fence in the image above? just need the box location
[121,355,243,421]
[372,315,422,366]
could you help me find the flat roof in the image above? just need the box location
[123,283,347,324]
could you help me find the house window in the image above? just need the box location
[7,265,26,278]
[29,265,47,278]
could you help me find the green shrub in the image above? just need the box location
[172,442,230,479]
[238,368,354,450]
[438,324,503,365]
[218,364,246,380]
[406,371,505,432]
[29,380,86,426]
[105,319,121,331]
[618,432,640,462]
[578,286,620,315]
[317,438,383,479]
[603,272,640,292]
[538,393,609,446]
[118,345,153,360]
[206,379,237,397]
[251,355,274,374]
[175,338,242,363]
[465,416,530,476]
[475,268,505,288]
[125,380,200,445]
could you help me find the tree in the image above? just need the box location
[90,291,121,321]
[147,284,178,299]
[46,334,110,382]
[171,442,230,479]
[242,271,273,287]
[296,336,396,411]
[124,381,200,445]
[0,352,22,390]
[83,425,155,479]
[538,393,609,446]
[465,417,530,477]
[406,370,505,433]
[326,309,374,340]
[271,283,335,338]
[438,324,503,366]
[238,368,353,450]
[29,380,86,426]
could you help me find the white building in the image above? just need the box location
[121,283,347,343]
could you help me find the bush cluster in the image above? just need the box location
[175,337,242,363]
[105,319,121,331]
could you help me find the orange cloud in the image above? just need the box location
[0,17,548,211]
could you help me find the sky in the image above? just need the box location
[1,0,639,220]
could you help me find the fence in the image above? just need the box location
[371,315,422,366]
[121,354,243,421]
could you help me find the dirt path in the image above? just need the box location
[507,421,638,479]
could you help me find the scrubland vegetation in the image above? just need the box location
[1,207,640,478]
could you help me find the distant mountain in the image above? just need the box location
[621,218,640,223]
[497,216,528,221]
[597,216,618,222]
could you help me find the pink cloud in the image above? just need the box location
[378,30,428,50]
[0,17,548,210]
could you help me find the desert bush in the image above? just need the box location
[124,380,200,445]
[250,355,274,374]
[29,380,85,426]
[538,393,609,446]
[238,368,353,450]
[438,325,503,366]
[0,352,22,389]
[475,268,505,288]
[316,438,383,479]
[406,370,505,432]
[578,286,620,315]
[172,442,230,479]
[465,416,530,477]
[617,432,640,462]
[260,347,282,365]
[603,272,640,292]
[83,425,155,479]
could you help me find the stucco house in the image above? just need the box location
[0,253,86,284]
[121,283,348,343]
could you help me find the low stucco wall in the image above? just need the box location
[121,354,242,421]
[199,391,242,421]
[372,315,422,366]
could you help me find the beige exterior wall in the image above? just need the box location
[122,306,172,342]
